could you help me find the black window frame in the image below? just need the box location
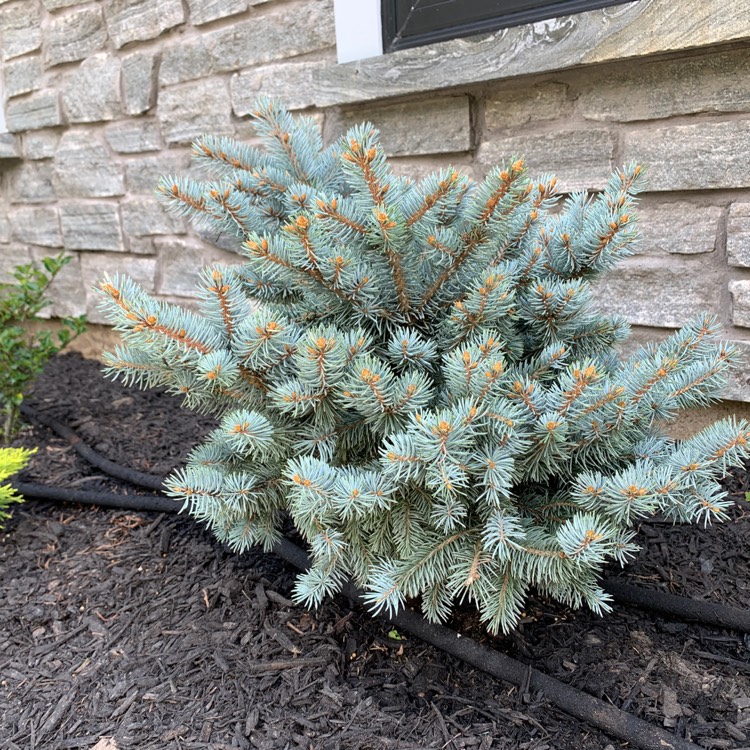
[382,0,632,53]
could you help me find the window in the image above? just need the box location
[382,0,631,53]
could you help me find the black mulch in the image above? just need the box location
[3,353,750,750]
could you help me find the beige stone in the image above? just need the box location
[122,51,157,115]
[477,128,614,192]
[624,121,750,191]
[729,280,750,328]
[8,162,56,204]
[61,204,124,252]
[4,55,42,98]
[337,97,472,157]
[0,133,20,158]
[53,132,125,198]
[231,61,327,113]
[187,0,247,26]
[6,92,62,132]
[576,47,750,122]
[160,0,334,85]
[10,206,62,247]
[592,255,723,328]
[43,6,107,67]
[0,210,10,244]
[121,199,186,236]
[485,82,570,130]
[727,203,750,268]
[0,245,32,282]
[23,131,60,160]
[636,202,722,256]
[0,1,42,60]
[157,79,233,145]
[104,121,162,153]
[62,54,121,123]
[124,153,192,194]
[104,0,185,48]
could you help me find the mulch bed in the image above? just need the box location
[2,352,750,750]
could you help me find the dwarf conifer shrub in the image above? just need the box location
[98,99,750,633]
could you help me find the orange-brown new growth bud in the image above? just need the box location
[546,420,559,430]
[366,147,377,162]
[296,215,309,230]
[512,159,524,173]
[499,170,509,182]
[100,282,119,298]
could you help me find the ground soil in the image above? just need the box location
[3,353,750,750]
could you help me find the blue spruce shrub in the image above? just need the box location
[98,99,749,633]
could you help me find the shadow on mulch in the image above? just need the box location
[2,353,750,750]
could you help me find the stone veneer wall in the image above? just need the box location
[1,0,750,401]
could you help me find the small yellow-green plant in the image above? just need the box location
[0,447,34,529]
[0,254,86,445]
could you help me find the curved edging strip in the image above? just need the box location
[602,578,750,632]
[10,481,702,750]
[14,482,180,513]
[20,404,166,492]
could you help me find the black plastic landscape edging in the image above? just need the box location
[14,482,699,750]
[20,404,166,492]
[13,482,181,513]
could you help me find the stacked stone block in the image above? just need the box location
[1,0,749,400]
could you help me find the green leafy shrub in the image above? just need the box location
[0,447,34,529]
[98,99,749,633]
[0,254,87,445]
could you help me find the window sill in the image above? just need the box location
[318,0,750,107]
